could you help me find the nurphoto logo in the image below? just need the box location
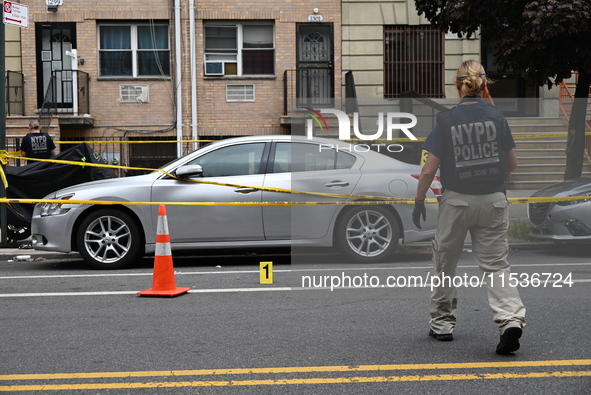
[305,108,419,153]
[305,108,418,141]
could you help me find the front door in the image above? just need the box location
[296,24,334,108]
[35,23,77,109]
[150,142,268,243]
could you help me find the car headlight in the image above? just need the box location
[40,194,73,217]
[555,193,590,206]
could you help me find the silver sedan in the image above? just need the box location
[31,136,440,269]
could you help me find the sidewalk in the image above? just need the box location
[0,190,543,262]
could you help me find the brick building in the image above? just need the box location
[4,0,576,178]
[5,0,342,169]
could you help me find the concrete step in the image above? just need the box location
[506,117,568,125]
[515,148,565,157]
[505,180,567,190]
[510,169,591,182]
[510,172,565,182]
[514,164,570,173]
[510,124,568,134]
[515,141,566,150]
[517,156,566,165]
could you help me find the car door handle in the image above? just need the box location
[325,181,349,188]
[234,187,258,194]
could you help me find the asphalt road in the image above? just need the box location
[1,244,590,394]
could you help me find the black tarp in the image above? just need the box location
[5,143,116,237]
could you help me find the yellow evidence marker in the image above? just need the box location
[420,149,429,166]
[260,261,273,284]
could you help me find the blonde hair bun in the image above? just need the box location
[456,60,489,96]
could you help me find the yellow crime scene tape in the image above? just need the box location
[1,138,589,207]
[0,198,431,206]
[0,150,422,206]
[0,196,588,207]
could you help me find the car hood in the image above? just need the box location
[531,177,591,198]
[43,173,158,198]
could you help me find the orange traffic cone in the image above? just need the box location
[138,205,190,297]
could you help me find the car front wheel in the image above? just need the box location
[76,209,143,269]
[336,206,400,263]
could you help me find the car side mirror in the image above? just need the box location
[175,164,204,178]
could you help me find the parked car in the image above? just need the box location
[31,135,441,269]
[528,177,591,242]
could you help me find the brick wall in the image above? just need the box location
[17,0,341,147]
[196,1,342,137]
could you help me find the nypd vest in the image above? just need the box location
[437,101,508,194]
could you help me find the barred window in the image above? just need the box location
[384,25,444,98]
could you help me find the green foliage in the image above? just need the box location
[414,0,591,88]
[414,0,591,179]
[508,221,534,242]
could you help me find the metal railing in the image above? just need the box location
[5,136,186,176]
[41,70,90,116]
[5,71,24,116]
[283,68,334,115]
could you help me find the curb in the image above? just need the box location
[0,250,81,262]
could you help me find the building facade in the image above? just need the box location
[4,0,563,171]
[341,0,559,123]
[5,0,341,169]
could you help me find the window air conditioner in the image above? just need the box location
[119,84,149,103]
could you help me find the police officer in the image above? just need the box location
[20,120,56,164]
[413,60,526,354]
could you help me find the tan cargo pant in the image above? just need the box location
[429,190,526,335]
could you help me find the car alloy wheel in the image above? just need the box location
[336,206,399,262]
[76,209,143,269]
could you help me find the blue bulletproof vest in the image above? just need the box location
[437,101,508,195]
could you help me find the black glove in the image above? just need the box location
[412,198,426,229]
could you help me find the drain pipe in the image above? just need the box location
[190,0,198,151]
[174,0,183,157]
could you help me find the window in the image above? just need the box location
[384,25,444,98]
[99,23,170,77]
[272,143,356,173]
[188,143,266,177]
[204,22,274,76]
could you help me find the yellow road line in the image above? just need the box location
[2,359,590,381]
[1,371,590,391]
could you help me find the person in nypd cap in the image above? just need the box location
[20,120,56,164]
[412,59,526,354]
